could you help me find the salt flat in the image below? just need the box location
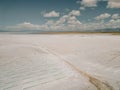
[0,34,120,90]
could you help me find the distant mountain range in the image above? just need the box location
[0,28,120,34]
[93,28,120,33]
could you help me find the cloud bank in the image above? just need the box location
[81,0,98,7]
[95,13,111,20]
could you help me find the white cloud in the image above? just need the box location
[95,13,111,20]
[52,10,81,26]
[43,11,60,17]
[76,19,120,31]
[107,19,120,28]
[111,14,120,19]
[45,10,81,30]
[62,10,81,25]
[56,15,68,25]
[109,19,120,23]
[67,16,81,25]
[107,0,120,8]
[5,10,81,31]
[80,7,85,10]
[69,10,80,16]
[81,0,98,7]
[4,20,120,32]
[3,11,120,32]
[5,22,49,31]
[18,22,37,28]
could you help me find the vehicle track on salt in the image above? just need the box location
[40,45,115,90]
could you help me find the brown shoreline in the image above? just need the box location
[32,32,120,35]
[0,32,120,35]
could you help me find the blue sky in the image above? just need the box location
[0,0,120,31]
[0,0,78,25]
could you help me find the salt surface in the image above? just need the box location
[0,34,120,90]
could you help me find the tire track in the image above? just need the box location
[40,46,115,90]
[64,60,114,90]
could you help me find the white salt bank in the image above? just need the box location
[0,34,120,90]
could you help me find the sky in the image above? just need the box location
[0,0,120,32]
